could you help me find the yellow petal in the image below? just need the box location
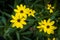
[39,29,42,32]
[50,9,53,13]
[11,15,15,19]
[50,21,55,25]
[43,20,46,24]
[48,38,51,40]
[21,21,26,25]
[12,24,15,27]
[47,19,51,23]
[20,24,23,29]
[47,7,50,10]
[17,5,20,9]
[10,20,15,22]
[48,4,51,7]
[52,7,54,9]
[53,38,56,40]
[37,26,40,28]
[14,9,18,12]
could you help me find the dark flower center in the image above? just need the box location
[29,12,31,13]
[20,10,23,13]
[47,25,50,28]
[17,19,20,22]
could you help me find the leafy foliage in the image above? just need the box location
[0,0,60,40]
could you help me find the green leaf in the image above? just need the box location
[30,0,41,8]
[16,31,20,40]
[0,26,4,28]
[14,0,22,8]
[23,36,31,40]
[4,34,13,40]
[0,10,11,17]
[4,28,16,34]
[8,4,13,9]
[50,16,55,20]
[21,31,32,35]
[50,11,59,20]
[1,17,6,25]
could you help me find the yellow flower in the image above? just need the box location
[14,4,28,18]
[47,4,54,13]
[47,4,51,10]
[37,19,57,34]
[48,38,56,40]
[10,13,27,29]
[26,8,36,17]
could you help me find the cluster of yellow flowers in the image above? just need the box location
[37,4,57,35]
[10,4,57,40]
[10,4,57,38]
[10,4,35,29]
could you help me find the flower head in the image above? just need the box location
[26,8,36,17]
[37,19,57,34]
[10,13,27,29]
[14,4,28,18]
[47,4,54,13]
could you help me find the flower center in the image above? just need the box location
[47,25,50,28]
[29,12,31,13]
[20,10,23,13]
[17,19,20,22]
